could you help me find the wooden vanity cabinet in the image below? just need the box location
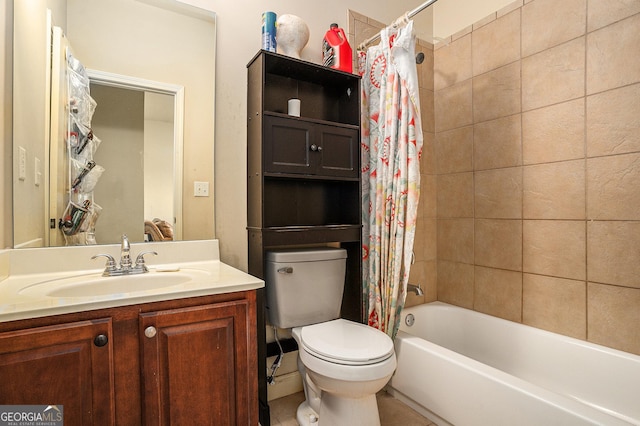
[139,299,253,425]
[0,290,258,426]
[0,318,115,426]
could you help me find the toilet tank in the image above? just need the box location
[265,248,347,328]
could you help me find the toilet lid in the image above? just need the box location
[300,319,394,365]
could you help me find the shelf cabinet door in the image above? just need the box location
[264,116,312,175]
[316,124,358,178]
[139,299,254,426]
[0,318,115,426]
[264,115,359,178]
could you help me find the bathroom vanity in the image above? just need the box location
[0,240,263,426]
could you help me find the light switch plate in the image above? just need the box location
[35,157,41,186]
[18,146,26,181]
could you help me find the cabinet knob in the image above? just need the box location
[93,334,109,347]
[145,326,157,338]
[310,144,323,152]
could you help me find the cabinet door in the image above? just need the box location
[264,115,359,178]
[139,300,253,426]
[316,125,359,178]
[264,115,312,174]
[0,319,115,426]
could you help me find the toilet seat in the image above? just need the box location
[299,319,394,366]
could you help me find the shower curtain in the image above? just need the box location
[359,20,423,339]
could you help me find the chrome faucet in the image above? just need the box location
[407,283,424,296]
[92,234,157,276]
[120,234,132,271]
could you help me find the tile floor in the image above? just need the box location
[269,390,436,426]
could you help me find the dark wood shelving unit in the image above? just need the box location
[246,50,362,426]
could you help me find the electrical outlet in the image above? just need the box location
[194,181,209,197]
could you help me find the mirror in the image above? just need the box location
[12,0,216,248]
[88,70,184,245]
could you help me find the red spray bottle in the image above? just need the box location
[322,23,352,73]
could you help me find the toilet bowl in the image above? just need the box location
[292,319,397,426]
[264,248,397,425]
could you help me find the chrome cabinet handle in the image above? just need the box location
[145,326,157,338]
[277,267,293,274]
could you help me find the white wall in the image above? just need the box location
[12,0,49,248]
[1,1,12,249]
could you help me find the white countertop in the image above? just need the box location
[0,240,264,323]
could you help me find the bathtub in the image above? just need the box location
[387,302,640,426]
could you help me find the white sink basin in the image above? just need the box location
[19,269,211,298]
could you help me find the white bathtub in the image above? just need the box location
[387,302,640,426]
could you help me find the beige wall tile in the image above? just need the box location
[521,0,586,57]
[587,0,640,31]
[473,12,497,31]
[523,160,586,219]
[436,126,473,174]
[418,47,434,91]
[473,62,521,123]
[420,88,435,133]
[523,274,586,339]
[424,218,437,261]
[437,260,474,308]
[587,152,640,220]
[437,218,474,263]
[588,283,640,355]
[498,0,524,17]
[413,217,427,262]
[475,219,522,271]
[475,167,523,219]
[588,221,640,288]
[419,174,437,218]
[474,266,523,322]
[522,99,585,165]
[406,260,427,308]
[423,260,438,302]
[434,34,472,90]
[421,132,436,174]
[437,172,474,218]
[353,18,382,48]
[435,79,473,132]
[474,114,522,170]
[587,13,640,95]
[522,37,585,111]
[472,10,521,76]
[523,220,586,280]
[587,83,640,157]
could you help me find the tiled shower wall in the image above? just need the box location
[434,0,640,356]
[352,0,640,356]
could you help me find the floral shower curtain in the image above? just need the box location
[359,20,423,339]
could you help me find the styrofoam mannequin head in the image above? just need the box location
[276,14,309,59]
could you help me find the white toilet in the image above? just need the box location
[265,248,397,426]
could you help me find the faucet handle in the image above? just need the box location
[134,251,158,273]
[92,254,117,276]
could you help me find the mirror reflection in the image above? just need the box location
[13,0,216,248]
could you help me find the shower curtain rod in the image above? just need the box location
[357,0,439,51]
